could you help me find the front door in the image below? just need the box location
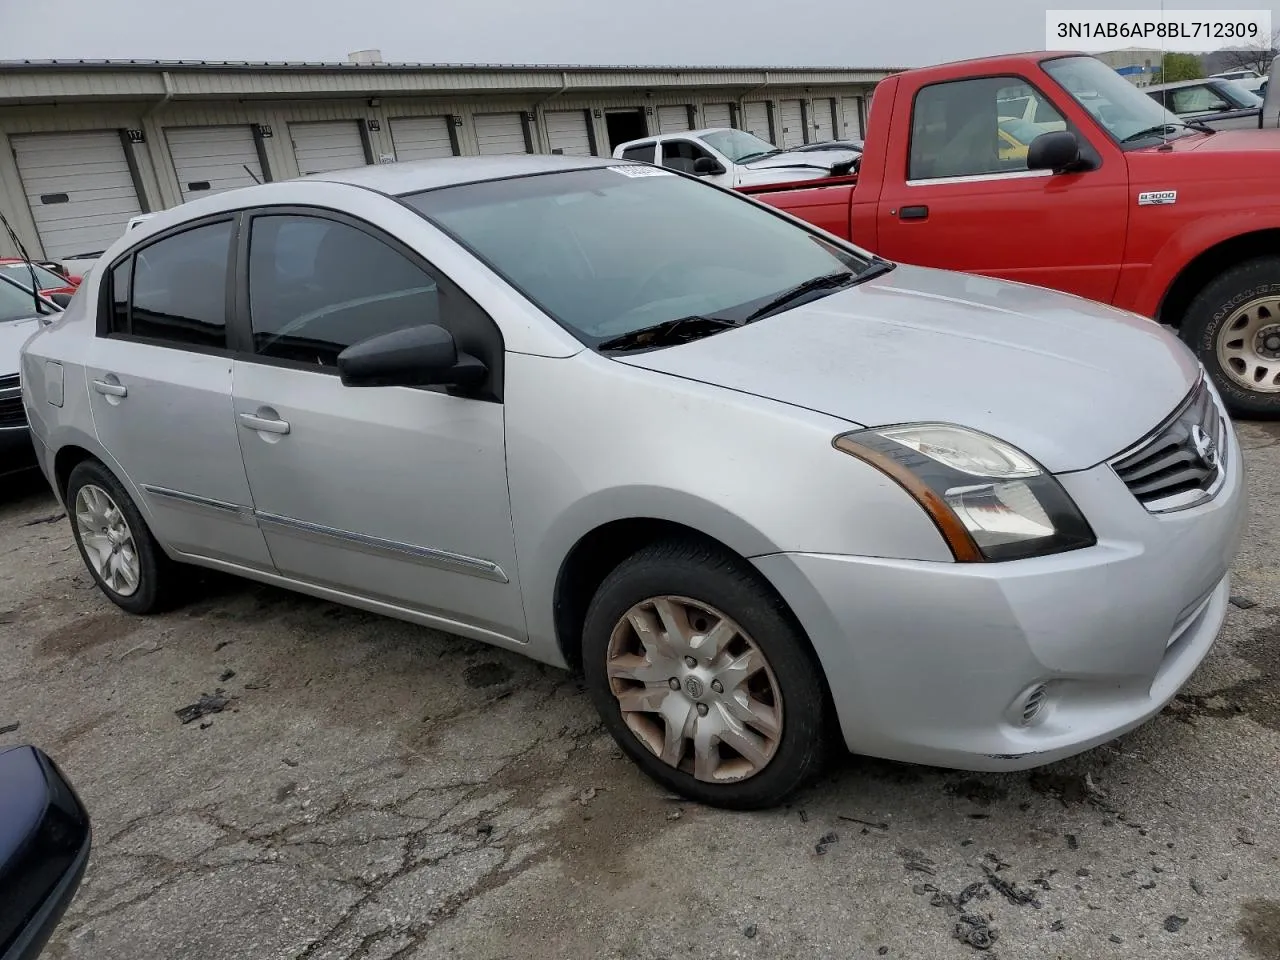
[875,74,1128,304]
[86,217,273,569]
[229,210,524,643]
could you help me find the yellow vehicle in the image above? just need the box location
[997,117,1046,161]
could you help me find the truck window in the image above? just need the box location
[1161,84,1231,115]
[620,143,656,163]
[909,77,1067,181]
[659,139,714,174]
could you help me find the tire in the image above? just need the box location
[65,460,184,615]
[1181,256,1280,418]
[582,538,831,809]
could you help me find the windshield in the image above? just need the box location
[1043,55,1189,146]
[1218,80,1263,107]
[0,262,66,291]
[698,129,778,162]
[0,276,46,323]
[403,166,873,346]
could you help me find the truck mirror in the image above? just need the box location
[693,157,725,176]
[1027,131,1083,174]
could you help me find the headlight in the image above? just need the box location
[833,423,1095,562]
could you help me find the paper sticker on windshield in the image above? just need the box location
[608,165,675,178]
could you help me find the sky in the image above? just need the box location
[1,0,1278,68]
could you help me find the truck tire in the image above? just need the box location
[581,538,832,810]
[1182,256,1280,418]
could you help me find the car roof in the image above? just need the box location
[1144,78,1217,91]
[306,153,620,194]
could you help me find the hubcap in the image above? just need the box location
[1216,296,1280,393]
[605,596,783,784]
[74,484,140,597]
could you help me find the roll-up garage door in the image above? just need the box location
[474,113,529,155]
[165,126,265,203]
[390,117,456,162]
[657,105,692,132]
[840,97,864,138]
[702,103,732,129]
[742,102,772,142]
[811,98,836,142]
[11,131,144,259]
[778,100,805,147]
[544,110,593,155]
[290,121,368,175]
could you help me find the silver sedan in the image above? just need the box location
[20,155,1246,808]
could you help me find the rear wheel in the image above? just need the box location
[1182,256,1280,418]
[582,539,831,809]
[66,460,184,614]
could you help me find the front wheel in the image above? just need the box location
[1182,256,1280,418]
[581,539,831,809]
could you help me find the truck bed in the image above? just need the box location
[737,175,859,244]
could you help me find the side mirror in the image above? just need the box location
[1026,130,1084,174]
[0,745,92,960]
[48,293,73,309]
[693,157,726,176]
[337,324,486,390]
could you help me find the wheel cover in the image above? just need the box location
[605,595,783,784]
[74,484,141,597]
[1216,295,1280,394]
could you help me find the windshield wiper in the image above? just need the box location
[738,270,864,325]
[597,314,740,352]
[738,149,781,163]
[1120,122,1196,144]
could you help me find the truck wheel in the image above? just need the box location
[1182,256,1280,418]
[581,538,831,810]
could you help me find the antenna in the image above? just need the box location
[243,163,262,185]
[0,207,45,316]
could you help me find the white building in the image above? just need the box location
[0,54,897,259]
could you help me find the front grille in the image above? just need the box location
[0,374,18,391]
[1110,379,1226,512]
[0,393,25,428]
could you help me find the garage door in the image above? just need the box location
[165,126,265,203]
[811,98,836,142]
[290,121,368,175]
[702,103,732,129]
[840,97,864,138]
[657,105,691,133]
[474,113,529,155]
[11,131,143,259]
[779,100,806,147]
[545,110,593,156]
[390,117,455,162]
[742,102,772,142]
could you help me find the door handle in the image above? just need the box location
[238,412,290,435]
[91,379,127,398]
[899,205,929,220]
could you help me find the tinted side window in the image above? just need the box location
[247,215,439,368]
[1167,85,1229,114]
[109,259,131,335]
[130,221,232,348]
[910,77,1066,180]
[620,143,656,163]
[659,140,712,173]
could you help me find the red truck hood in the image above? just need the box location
[1153,129,1280,152]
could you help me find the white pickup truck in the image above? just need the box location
[612,127,859,189]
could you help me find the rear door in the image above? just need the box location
[85,217,273,569]
[874,74,1128,304]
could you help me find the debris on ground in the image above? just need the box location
[1230,595,1257,609]
[21,511,65,527]
[1140,881,1157,890]
[877,948,889,956]
[1164,915,1188,933]
[1050,919,1065,932]
[815,831,839,855]
[666,809,682,821]
[982,864,1042,909]
[983,852,1011,871]
[214,640,233,651]
[930,881,988,913]
[838,814,889,830]
[219,668,236,682]
[476,822,494,838]
[174,689,234,724]
[1236,826,1257,846]
[1065,833,1079,850]
[743,924,757,939]
[797,808,808,824]
[1191,878,1206,896]
[913,883,939,896]
[952,913,998,950]
[898,848,937,875]
[282,757,298,767]
[577,787,597,805]
[0,721,19,735]
[1110,934,1123,944]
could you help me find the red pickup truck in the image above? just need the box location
[745,51,1280,417]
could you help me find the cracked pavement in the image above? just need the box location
[2,422,1279,960]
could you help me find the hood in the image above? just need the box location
[616,265,1200,473]
[0,317,41,375]
[744,148,859,170]
[1140,128,1280,153]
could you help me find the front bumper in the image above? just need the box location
[753,419,1247,772]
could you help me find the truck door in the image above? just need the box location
[874,74,1128,305]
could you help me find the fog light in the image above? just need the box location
[1015,683,1049,727]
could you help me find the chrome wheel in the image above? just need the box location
[606,595,783,783]
[1216,296,1280,393]
[74,483,141,597]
